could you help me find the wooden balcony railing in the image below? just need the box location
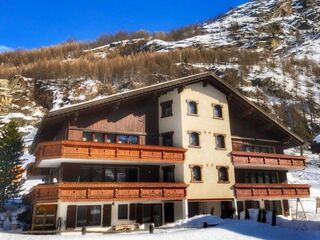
[232,151,306,170]
[234,183,310,199]
[35,140,186,165]
[28,182,188,203]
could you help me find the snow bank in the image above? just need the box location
[314,135,320,144]
[169,214,223,227]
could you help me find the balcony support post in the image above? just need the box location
[182,199,189,219]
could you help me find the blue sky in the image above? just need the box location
[0,0,249,50]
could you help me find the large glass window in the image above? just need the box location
[77,206,101,227]
[117,135,138,144]
[103,168,138,182]
[240,144,274,153]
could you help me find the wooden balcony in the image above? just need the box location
[234,183,310,199]
[28,182,188,203]
[232,151,306,170]
[34,140,186,167]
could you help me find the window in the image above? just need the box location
[103,168,138,182]
[215,134,226,149]
[83,132,93,141]
[106,134,116,143]
[213,105,223,119]
[118,204,128,220]
[161,132,174,146]
[240,144,274,153]
[94,132,104,142]
[118,135,138,144]
[189,132,200,147]
[217,166,229,183]
[190,165,202,182]
[77,206,101,227]
[161,101,173,118]
[162,166,175,182]
[187,100,198,115]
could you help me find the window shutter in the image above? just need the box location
[66,205,77,229]
[129,204,136,220]
[136,203,143,224]
[102,204,112,227]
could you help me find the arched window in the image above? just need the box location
[189,132,200,147]
[218,167,229,182]
[215,134,226,149]
[213,105,223,118]
[191,166,202,182]
[187,101,198,115]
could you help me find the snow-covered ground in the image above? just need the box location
[0,215,319,240]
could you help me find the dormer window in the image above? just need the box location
[161,100,173,118]
[187,100,198,115]
[213,104,223,119]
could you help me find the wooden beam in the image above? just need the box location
[178,85,185,94]
[238,108,253,119]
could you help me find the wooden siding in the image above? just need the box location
[234,183,310,199]
[232,151,306,170]
[35,140,186,164]
[28,182,188,203]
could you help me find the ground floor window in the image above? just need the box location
[143,204,162,226]
[76,205,101,227]
[118,204,128,220]
[264,200,282,215]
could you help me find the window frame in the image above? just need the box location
[188,131,201,148]
[217,166,230,183]
[212,104,224,119]
[214,133,226,150]
[186,100,199,116]
[76,205,102,227]
[161,131,174,147]
[118,204,129,220]
[189,164,203,183]
[160,100,173,118]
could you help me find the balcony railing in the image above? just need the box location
[35,140,186,165]
[234,183,310,199]
[28,182,188,203]
[232,151,306,170]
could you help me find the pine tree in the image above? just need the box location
[0,120,25,211]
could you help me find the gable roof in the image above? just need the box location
[31,72,304,152]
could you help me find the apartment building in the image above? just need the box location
[27,72,309,230]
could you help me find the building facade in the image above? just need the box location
[27,73,310,231]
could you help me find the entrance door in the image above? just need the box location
[143,204,162,227]
[164,202,174,223]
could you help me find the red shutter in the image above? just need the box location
[66,205,77,229]
[102,204,112,227]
